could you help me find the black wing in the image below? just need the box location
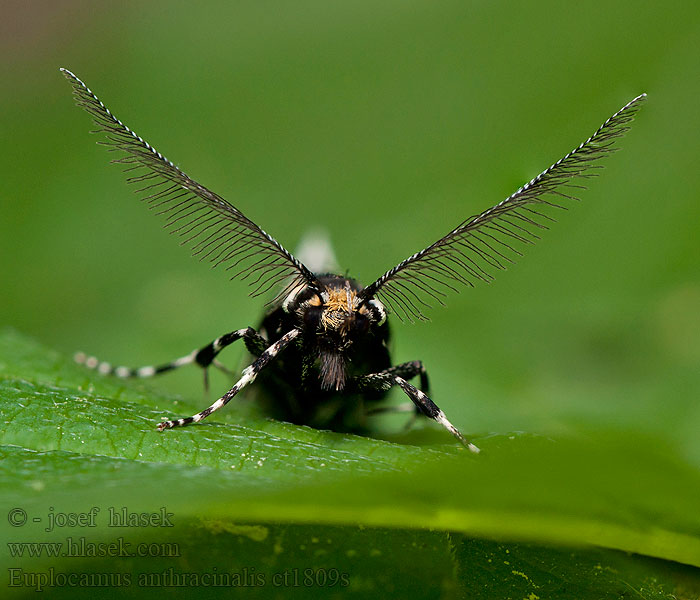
[360,94,647,321]
[61,68,320,300]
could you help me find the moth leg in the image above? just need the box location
[364,401,425,433]
[75,349,196,379]
[365,403,428,435]
[351,364,479,452]
[75,327,268,390]
[352,360,427,393]
[158,329,300,430]
[394,377,479,452]
[207,360,237,389]
[191,328,268,370]
[206,332,269,389]
[356,360,427,429]
[193,328,268,391]
[366,402,415,415]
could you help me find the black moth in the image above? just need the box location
[63,68,646,453]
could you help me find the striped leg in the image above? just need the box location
[192,328,268,389]
[365,402,421,433]
[352,360,429,394]
[158,328,300,430]
[394,377,479,453]
[351,364,478,452]
[355,361,427,431]
[75,327,268,384]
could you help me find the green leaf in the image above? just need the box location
[1,329,698,598]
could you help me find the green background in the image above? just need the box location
[1,1,699,598]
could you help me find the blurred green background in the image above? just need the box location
[1,1,698,453]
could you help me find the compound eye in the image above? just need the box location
[359,299,386,326]
[352,313,370,337]
[303,305,324,330]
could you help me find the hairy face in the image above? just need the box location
[284,276,386,390]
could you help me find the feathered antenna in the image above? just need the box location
[360,94,647,322]
[61,68,320,301]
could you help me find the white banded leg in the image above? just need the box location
[193,328,268,369]
[74,327,267,385]
[352,361,428,394]
[158,328,300,431]
[365,402,421,433]
[74,350,196,379]
[192,328,267,390]
[353,361,426,429]
[394,376,479,453]
[350,364,477,451]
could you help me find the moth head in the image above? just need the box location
[283,276,387,390]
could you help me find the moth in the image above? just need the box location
[62,68,645,453]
